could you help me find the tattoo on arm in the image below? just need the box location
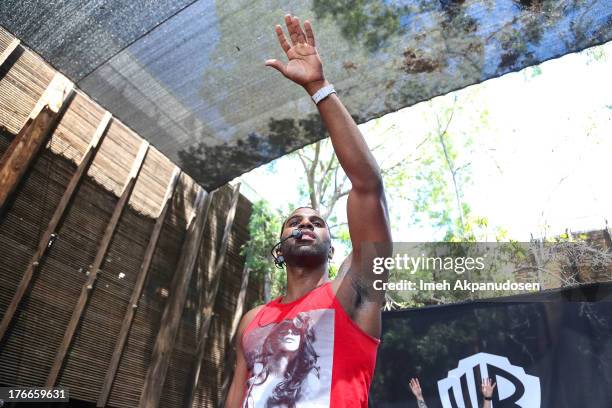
[417,399,428,408]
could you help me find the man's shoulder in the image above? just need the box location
[238,304,266,333]
[245,303,266,317]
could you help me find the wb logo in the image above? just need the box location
[437,352,540,407]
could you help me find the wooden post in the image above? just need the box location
[0,112,112,343]
[0,72,74,212]
[96,167,181,408]
[184,183,241,408]
[0,38,20,68]
[46,141,149,387]
[217,263,250,408]
[139,188,213,408]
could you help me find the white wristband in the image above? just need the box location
[311,84,336,105]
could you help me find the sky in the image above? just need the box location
[235,41,612,258]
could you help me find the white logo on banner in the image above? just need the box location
[437,352,540,408]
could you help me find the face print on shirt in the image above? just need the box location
[242,309,335,408]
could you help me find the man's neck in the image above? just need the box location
[282,264,329,303]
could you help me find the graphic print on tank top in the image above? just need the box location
[242,309,335,407]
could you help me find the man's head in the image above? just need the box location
[276,206,334,268]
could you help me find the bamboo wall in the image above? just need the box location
[0,26,259,407]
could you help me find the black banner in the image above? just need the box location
[371,282,612,408]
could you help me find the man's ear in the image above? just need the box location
[328,245,335,261]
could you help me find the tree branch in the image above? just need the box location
[298,148,319,211]
[322,181,350,220]
[435,105,465,235]
[317,153,337,207]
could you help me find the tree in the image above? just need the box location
[242,200,284,302]
[379,92,515,308]
[277,90,503,307]
[295,140,348,221]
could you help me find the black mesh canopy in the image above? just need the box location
[2,0,610,189]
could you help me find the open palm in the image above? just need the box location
[266,15,325,89]
[409,378,423,399]
[481,377,496,398]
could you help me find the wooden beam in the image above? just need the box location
[46,141,149,387]
[0,38,20,68]
[139,188,213,408]
[96,167,181,408]
[0,72,74,212]
[0,112,112,343]
[184,183,241,408]
[217,263,250,408]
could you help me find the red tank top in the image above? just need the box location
[241,282,379,407]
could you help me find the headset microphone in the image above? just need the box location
[271,229,303,268]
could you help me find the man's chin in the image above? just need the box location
[293,245,321,255]
[285,250,327,268]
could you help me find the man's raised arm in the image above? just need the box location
[266,15,392,336]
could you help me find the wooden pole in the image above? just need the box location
[46,141,149,387]
[139,188,213,408]
[0,72,74,212]
[184,183,241,408]
[96,167,181,407]
[0,38,20,68]
[217,263,250,408]
[0,112,112,343]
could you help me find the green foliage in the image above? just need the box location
[242,200,286,301]
[334,227,352,249]
[381,95,512,308]
[248,90,519,309]
[523,64,542,80]
[585,45,607,64]
[328,264,339,279]
[386,241,534,308]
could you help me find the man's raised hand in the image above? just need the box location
[265,14,326,94]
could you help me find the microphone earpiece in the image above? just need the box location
[271,229,302,269]
[274,255,285,268]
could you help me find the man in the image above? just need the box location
[225,14,391,407]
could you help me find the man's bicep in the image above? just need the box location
[346,188,391,264]
[225,308,258,408]
[225,344,248,407]
[336,189,390,338]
